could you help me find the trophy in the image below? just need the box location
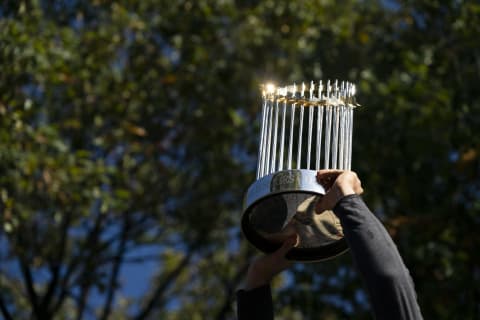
[242,80,360,261]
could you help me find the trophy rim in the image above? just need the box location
[244,169,327,209]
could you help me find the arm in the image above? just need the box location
[237,284,274,320]
[335,195,423,320]
[236,236,297,320]
[317,171,423,320]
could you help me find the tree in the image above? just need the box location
[1,0,479,319]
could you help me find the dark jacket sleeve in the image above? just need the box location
[334,194,423,320]
[237,284,274,320]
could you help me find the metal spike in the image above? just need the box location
[307,101,314,169]
[278,100,287,171]
[297,103,305,169]
[287,103,295,170]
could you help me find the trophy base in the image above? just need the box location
[242,169,349,262]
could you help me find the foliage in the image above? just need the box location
[0,0,479,319]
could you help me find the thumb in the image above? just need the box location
[315,188,338,213]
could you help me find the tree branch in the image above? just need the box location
[48,253,81,315]
[50,202,155,314]
[74,210,108,320]
[75,284,90,320]
[98,252,162,265]
[41,210,72,315]
[0,231,14,320]
[133,251,193,320]
[18,258,43,318]
[50,210,105,315]
[0,294,14,320]
[99,213,130,320]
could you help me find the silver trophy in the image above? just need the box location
[242,80,360,261]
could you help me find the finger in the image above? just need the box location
[315,189,337,213]
[316,170,344,189]
[317,169,344,175]
[356,179,364,195]
[358,186,364,195]
[275,235,298,257]
[316,170,344,180]
[315,199,325,214]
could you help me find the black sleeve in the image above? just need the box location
[236,284,274,320]
[334,194,423,320]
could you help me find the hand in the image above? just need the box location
[244,235,298,291]
[315,170,364,213]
